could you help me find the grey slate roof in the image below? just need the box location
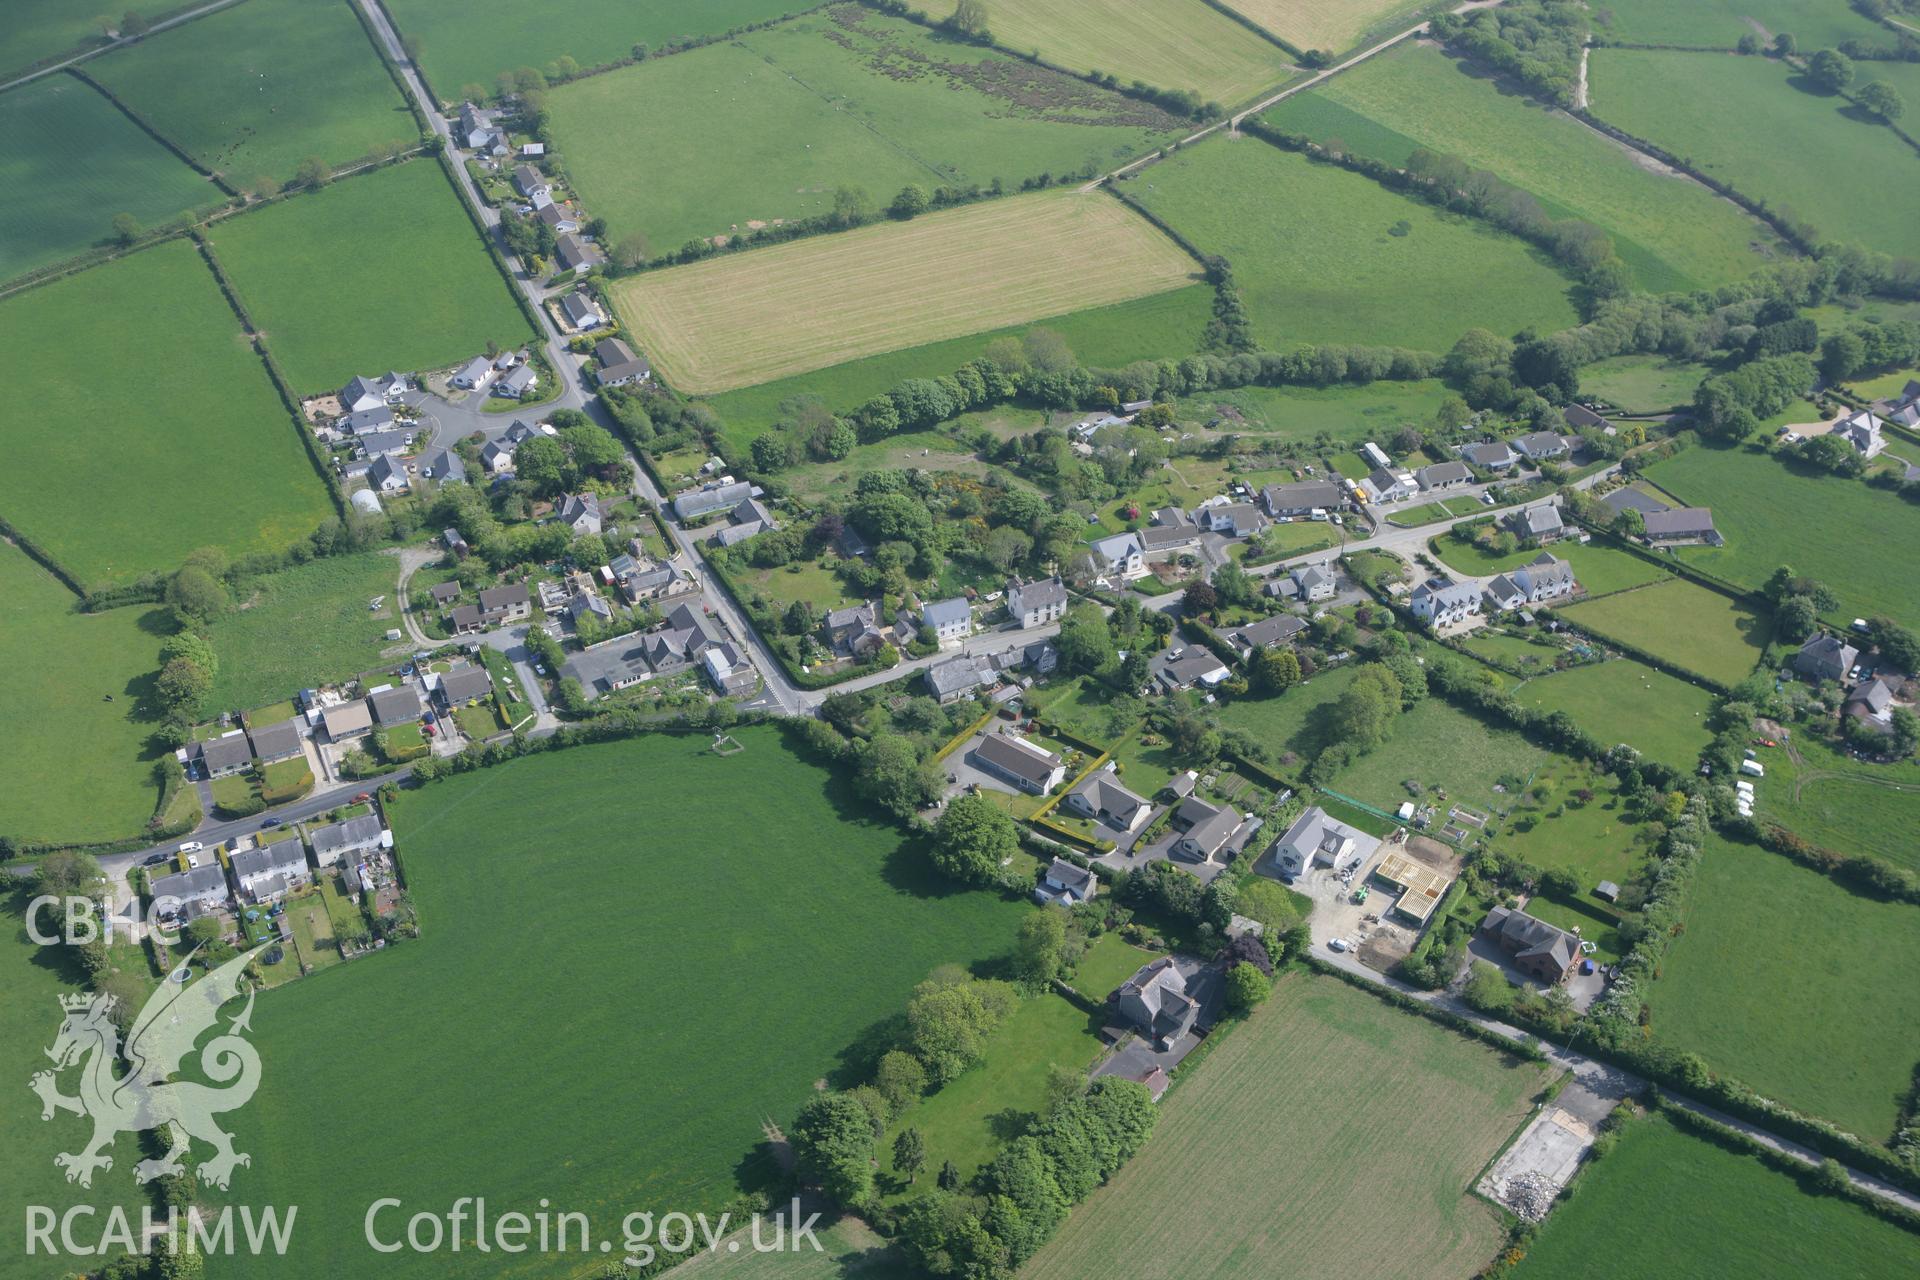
[921,597,972,630]
[418,449,465,484]
[150,864,229,906]
[309,814,384,860]
[1462,441,1518,468]
[367,684,423,726]
[973,732,1062,788]
[247,718,303,761]
[926,654,990,699]
[195,732,253,773]
[1414,461,1472,489]
[1262,480,1345,514]
[437,664,493,704]
[1642,507,1716,540]
[231,839,307,882]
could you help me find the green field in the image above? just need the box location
[1514,1110,1920,1280]
[202,552,408,714]
[1217,664,1361,768]
[701,285,1214,442]
[1577,354,1711,412]
[1129,137,1579,352]
[0,239,333,586]
[86,0,415,185]
[1023,972,1542,1280]
[211,729,1028,1279]
[1177,378,1455,440]
[1219,0,1431,55]
[1556,577,1772,688]
[1650,833,1920,1141]
[1647,444,1920,633]
[1327,696,1548,816]
[546,6,1187,253]
[384,0,809,102]
[0,72,219,281]
[205,158,535,391]
[0,543,165,843]
[1429,537,1671,598]
[986,0,1297,106]
[1264,42,1774,291]
[1760,734,1920,873]
[0,0,177,78]
[1495,756,1652,887]
[1589,49,1920,259]
[1590,0,1888,49]
[1515,659,1718,768]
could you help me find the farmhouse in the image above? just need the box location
[190,730,253,779]
[1197,501,1268,537]
[1062,766,1153,832]
[320,699,373,742]
[1265,806,1376,880]
[1415,461,1472,491]
[148,864,231,921]
[1481,906,1581,984]
[1373,849,1453,926]
[1035,857,1098,907]
[673,480,754,521]
[1410,576,1482,628]
[1504,504,1565,543]
[592,336,651,387]
[1267,564,1335,603]
[1168,796,1247,863]
[1360,468,1419,504]
[1485,552,1577,612]
[1218,613,1306,660]
[558,292,604,332]
[1793,633,1859,683]
[1833,408,1886,459]
[1462,440,1518,470]
[1007,576,1069,628]
[434,663,494,710]
[925,653,991,703]
[1642,506,1721,546]
[247,718,304,764]
[1152,646,1230,693]
[366,683,423,726]
[230,839,312,905]
[920,596,973,646]
[308,813,386,867]
[1509,431,1570,462]
[1113,957,1199,1050]
[969,731,1066,795]
[1262,479,1345,518]
[451,355,494,390]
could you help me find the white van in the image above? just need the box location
[1739,759,1765,777]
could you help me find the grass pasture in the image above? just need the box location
[1577,354,1712,412]
[1217,664,1362,767]
[1495,757,1651,888]
[1128,136,1579,352]
[614,189,1198,395]
[1588,49,1920,260]
[0,543,165,844]
[1513,1110,1920,1280]
[1589,0,1888,50]
[1649,833,1920,1143]
[1220,0,1431,54]
[0,73,218,281]
[1556,577,1771,688]
[985,0,1297,106]
[85,0,415,186]
[218,729,1026,1280]
[1515,659,1718,768]
[1022,972,1543,1280]
[205,158,535,391]
[1,0,175,79]
[1326,696,1547,817]
[1264,42,1774,291]
[1429,537,1670,598]
[202,552,409,714]
[1646,444,1920,633]
[1178,377,1455,441]
[545,6,1187,253]
[1760,734,1920,874]
[0,238,332,586]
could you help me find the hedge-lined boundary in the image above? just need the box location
[0,0,245,88]
[345,0,430,134]
[1191,0,1306,58]
[1302,955,1549,1065]
[66,66,238,195]
[430,149,549,346]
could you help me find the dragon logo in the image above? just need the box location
[30,944,265,1190]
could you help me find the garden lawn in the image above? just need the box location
[1265,42,1773,291]
[1556,577,1771,688]
[1070,932,1163,999]
[85,0,414,185]
[1218,0,1431,54]
[0,543,165,844]
[204,158,535,392]
[1429,537,1669,598]
[546,7,1187,253]
[1760,734,1920,873]
[0,72,219,281]
[1646,444,1920,633]
[1460,628,1564,673]
[202,553,406,713]
[985,0,1296,107]
[0,239,331,586]
[1129,137,1579,352]
[1513,659,1717,769]
[613,189,1198,395]
[212,729,1027,1280]
[1325,696,1547,817]
[1648,833,1920,1141]
[1513,1110,1920,1280]
[1216,665,1360,765]
[1178,378,1454,442]
[1023,972,1543,1280]
[882,990,1107,1194]
[1588,49,1920,260]
[1495,758,1652,887]
[1578,354,1712,412]
[1385,497,1479,527]
[1589,0,1887,49]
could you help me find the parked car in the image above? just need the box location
[142,851,172,867]
[178,841,204,854]
[260,817,282,829]
[1329,938,1350,953]
[353,793,372,803]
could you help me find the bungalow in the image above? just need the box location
[1844,677,1896,735]
[1034,857,1098,907]
[356,428,412,459]
[1642,506,1720,546]
[148,865,231,921]
[512,163,549,199]
[565,591,614,628]
[417,448,465,485]
[341,405,397,435]
[592,336,651,387]
[673,480,754,521]
[1360,468,1419,505]
[494,364,538,399]
[1113,957,1198,1050]
[1833,408,1887,459]
[1481,906,1582,984]
[339,372,406,412]
[553,232,604,274]
[1006,576,1069,628]
[1485,552,1577,611]
[1266,806,1376,879]
[555,492,603,536]
[558,292,604,332]
[536,202,579,234]
[1509,431,1570,462]
[1563,403,1614,434]
[562,638,654,697]
[366,455,409,493]
[1793,633,1859,683]
[320,699,373,742]
[925,653,991,703]
[1505,504,1565,543]
[434,663,493,710]
[702,641,758,696]
[1138,516,1203,558]
[824,600,887,657]
[308,813,385,867]
[1410,576,1482,628]
[450,355,494,390]
[1218,613,1306,660]
[230,839,311,905]
[1267,564,1335,603]
[1197,501,1268,537]
[1262,479,1345,519]
[970,731,1066,795]
[920,596,973,646]
[1415,461,1472,492]
[247,718,304,764]
[366,684,423,727]
[191,731,253,779]
[719,496,777,547]
[1461,440,1518,470]
[1168,796,1245,863]
[1152,646,1230,693]
[1091,531,1146,581]
[1062,767,1152,832]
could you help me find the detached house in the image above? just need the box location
[1410,576,1482,628]
[1091,532,1146,582]
[1168,797,1246,863]
[1152,646,1230,693]
[230,839,312,905]
[366,684,423,727]
[1833,408,1887,459]
[1062,766,1152,832]
[190,731,253,779]
[1462,440,1518,470]
[1262,480,1345,519]
[341,406,397,435]
[554,232,605,274]
[1793,633,1859,683]
[1641,506,1721,546]
[1035,858,1098,907]
[969,732,1066,796]
[1113,957,1199,1049]
[513,163,549,199]
[925,653,991,703]
[451,356,494,390]
[339,372,407,412]
[1481,906,1582,984]
[556,492,603,536]
[920,597,973,646]
[1197,501,1267,537]
[824,601,887,657]
[434,663,494,710]
[1266,806,1376,879]
[1218,614,1305,660]
[1006,576,1068,628]
[1505,504,1565,543]
[1360,468,1419,505]
[494,364,538,399]
[673,480,754,521]
[558,292,604,332]
[247,719,304,765]
[1509,431,1570,462]
[1267,564,1335,603]
[593,336,651,387]
[1415,461,1472,492]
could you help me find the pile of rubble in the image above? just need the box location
[1499,1171,1559,1222]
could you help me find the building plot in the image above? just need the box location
[614,189,1200,394]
